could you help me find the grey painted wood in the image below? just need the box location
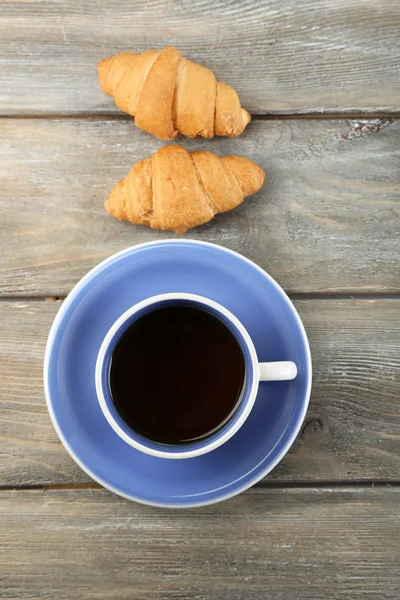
[1,298,399,486]
[1,1,400,115]
[1,118,399,296]
[1,487,399,599]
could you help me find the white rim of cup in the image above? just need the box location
[95,293,260,460]
[44,240,312,508]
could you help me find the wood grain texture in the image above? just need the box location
[1,299,399,487]
[1,118,399,296]
[1,0,400,115]
[1,487,400,599]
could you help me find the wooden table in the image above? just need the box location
[1,1,399,598]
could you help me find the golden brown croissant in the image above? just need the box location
[105,145,265,234]
[98,46,251,140]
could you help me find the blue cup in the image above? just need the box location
[96,292,297,460]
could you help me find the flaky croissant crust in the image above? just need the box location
[98,46,251,140]
[105,145,265,234]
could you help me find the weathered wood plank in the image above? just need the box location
[1,487,399,599]
[1,118,399,295]
[1,0,400,115]
[1,299,399,486]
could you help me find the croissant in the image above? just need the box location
[105,145,265,234]
[98,46,251,140]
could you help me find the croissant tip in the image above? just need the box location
[243,109,251,126]
[232,110,251,137]
[97,58,111,91]
[163,45,180,55]
[104,196,117,218]
[97,57,109,72]
[258,170,266,190]
[250,161,266,192]
[105,179,127,221]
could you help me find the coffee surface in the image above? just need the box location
[110,305,245,445]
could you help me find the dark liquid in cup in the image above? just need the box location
[109,305,246,445]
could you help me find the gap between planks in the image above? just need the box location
[1,480,400,493]
[1,292,400,303]
[0,113,399,121]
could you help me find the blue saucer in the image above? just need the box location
[44,241,311,507]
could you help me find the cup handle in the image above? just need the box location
[259,361,297,381]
